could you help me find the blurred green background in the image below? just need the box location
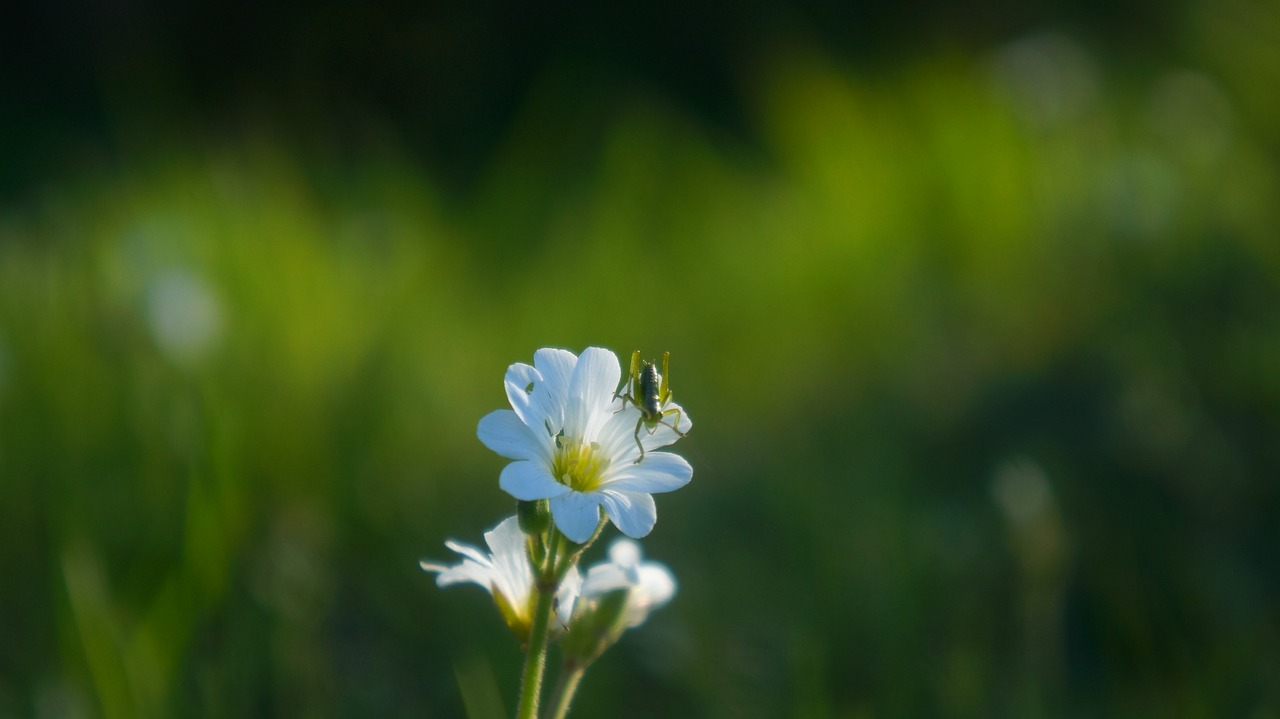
[2,0,1279,716]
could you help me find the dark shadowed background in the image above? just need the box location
[2,0,1278,716]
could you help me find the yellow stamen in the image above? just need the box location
[552,438,610,492]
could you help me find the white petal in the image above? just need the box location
[421,517,539,613]
[486,517,534,607]
[607,539,642,568]
[483,516,527,554]
[499,460,570,501]
[599,399,691,458]
[418,559,452,574]
[599,490,657,539]
[637,564,676,607]
[564,347,621,439]
[625,563,677,627]
[549,491,604,543]
[477,410,548,461]
[581,561,632,597]
[605,452,692,494]
[443,539,492,567]
[423,558,491,589]
[637,401,692,452]
[554,567,583,628]
[532,348,577,430]
[597,405,644,464]
[503,362,544,430]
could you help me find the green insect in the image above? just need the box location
[615,350,688,463]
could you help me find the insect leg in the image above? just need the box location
[633,418,647,463]
[661,407,687,438]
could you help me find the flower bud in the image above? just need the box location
[518,499,551,535]
[559,588,630,666]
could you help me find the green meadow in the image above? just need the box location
[1,22,1278,718]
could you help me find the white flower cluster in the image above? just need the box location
[420,347,691,657]
[421,518,675,639]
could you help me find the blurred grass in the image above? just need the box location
[2,29,1279,718]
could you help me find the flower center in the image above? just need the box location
[552,437,609,492]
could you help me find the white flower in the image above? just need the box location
[420,516,581,637]
[477,347,693,543]
[579,539,676,628]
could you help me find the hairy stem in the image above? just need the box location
[516,528,562,719]
[547,663,587,719]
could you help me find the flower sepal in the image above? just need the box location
[494,587,533,643]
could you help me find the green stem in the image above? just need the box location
[557,518,608,579]
[546,663,587,719]
[515,528,562,719]
[515,585,555,719]
[514,516,607,719]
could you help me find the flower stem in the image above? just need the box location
[557,517,608,578]
[546,662,587,719]
[515,583,556,719]
[516,526,563,719]
[515,517,608,719]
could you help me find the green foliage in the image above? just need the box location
[1,34,1278,718]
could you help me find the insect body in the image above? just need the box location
[615,350,687,463]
